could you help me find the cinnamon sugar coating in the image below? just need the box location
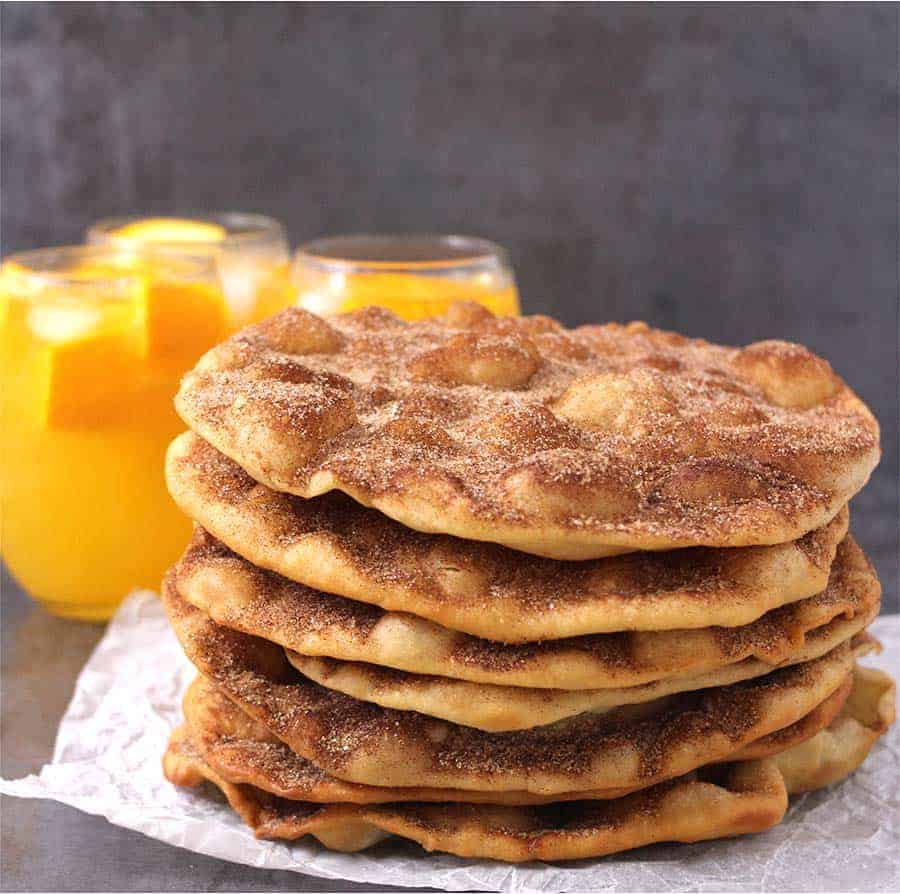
[180,673,851,805]
[163,665,894,860]
[161,575,869,795]
[165,726,789,858]
[167,433,851,641]
[284,601,875,731]
[172,526,873,691]
[175,304,879,558]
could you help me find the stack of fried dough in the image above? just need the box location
[162,301,895,862]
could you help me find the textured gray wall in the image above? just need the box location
[2,2,897,610]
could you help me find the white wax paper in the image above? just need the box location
[2,591,898,892]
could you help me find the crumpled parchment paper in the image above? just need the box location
[2,591,898,892]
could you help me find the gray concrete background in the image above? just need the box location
[1,3,898,891]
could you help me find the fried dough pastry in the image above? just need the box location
[175,304,878,559]
[179,673,854,805]
[165,731,788,859]
[173,529,875,692]
[162,575,871,795]
[285,603,876,731]
[770,665,896,791]
[163,665,894,860]
[168,435,851,641]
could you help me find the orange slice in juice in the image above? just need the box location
[26,298,147,428]
[142,276,229,371]
[73,251,229,371]
[107,221,231,365]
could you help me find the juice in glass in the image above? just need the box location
[292,234,520,320]
[0,246,228,620]
[86,213,295,326]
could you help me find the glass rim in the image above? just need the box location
[1,245,217,300]
[86,212,287,252]
[294,233,510,272]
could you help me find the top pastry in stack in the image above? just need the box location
[161,301,894,862]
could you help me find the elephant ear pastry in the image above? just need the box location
[175,303,878,560]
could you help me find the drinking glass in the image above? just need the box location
[292,234,520,320]
[1,245,226,619]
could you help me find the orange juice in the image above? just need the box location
[0,247,228,620]
[87,214,296,327]
[293,235,520,320]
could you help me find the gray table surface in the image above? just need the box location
[0,565,435,893]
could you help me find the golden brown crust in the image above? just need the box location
[179,673,851,805]
[283,601,876,731]
[773,665,896,793]
[161,666,895,861]
[165,726,790,859]
[175,305,879,559]
[167,433,852,641]
[161,575,869,795]
[728,674,853,762]
[173,527,876,691]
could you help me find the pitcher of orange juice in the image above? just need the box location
[292,234,520,320]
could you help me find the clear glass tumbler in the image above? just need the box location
[292,234,520,320]
[0,245,226,619]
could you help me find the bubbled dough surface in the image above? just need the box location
[175,302,880,558]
